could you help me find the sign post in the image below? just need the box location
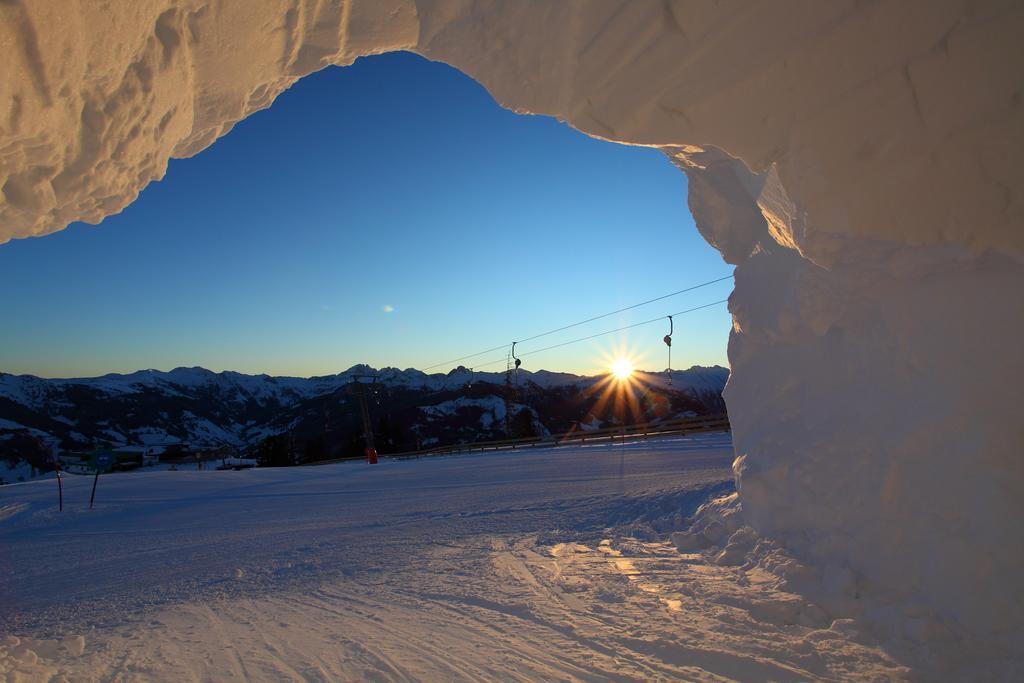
[89,453,113,510]
[52,453,63,512]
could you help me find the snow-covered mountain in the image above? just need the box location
[0,365,728,461]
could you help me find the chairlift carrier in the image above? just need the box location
[664,315,674,385]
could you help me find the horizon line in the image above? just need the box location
[2,362,729,382]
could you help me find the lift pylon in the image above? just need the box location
[349,375,379,464]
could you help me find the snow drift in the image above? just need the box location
[1,0,1021,667]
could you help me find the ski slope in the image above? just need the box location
[0,434,905,680]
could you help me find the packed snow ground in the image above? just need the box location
[0,434,905,681]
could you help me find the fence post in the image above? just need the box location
[50,451,63,512]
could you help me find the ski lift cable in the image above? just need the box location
[468,299,729,371]
[513,275,732,346]
[419,275,732,372]
[420,343,511,372]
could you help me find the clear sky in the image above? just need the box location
[0,52,732,379]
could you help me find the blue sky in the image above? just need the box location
[0,52,731,378]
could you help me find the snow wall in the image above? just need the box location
[1,0,1021,667]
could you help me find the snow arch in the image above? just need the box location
[1,0,1021,665]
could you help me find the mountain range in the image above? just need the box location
[0,365,728,466]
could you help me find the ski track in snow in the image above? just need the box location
[0,434,906,681]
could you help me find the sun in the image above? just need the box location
[610,357,634,381]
